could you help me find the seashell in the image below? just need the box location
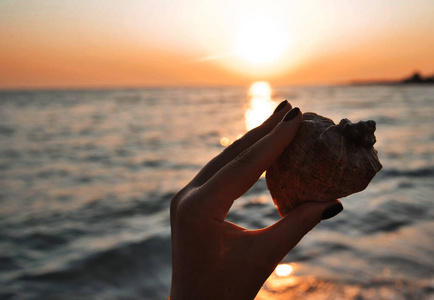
[266,112,382,217]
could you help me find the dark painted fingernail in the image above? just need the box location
[273,100,288,114]
[321,203,343,220]
[282,107,300,122]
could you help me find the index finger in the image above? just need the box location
[202,107,303,221]
[188,100,291,187]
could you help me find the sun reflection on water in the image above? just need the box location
[275,263,294,277]
[259,262,300,295]
[219,136,231,147]
[245,81,277,131]
[220,81,277,147]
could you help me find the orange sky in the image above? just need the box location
[1,0,433,90]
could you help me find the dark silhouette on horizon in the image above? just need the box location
[402,72,434,84]
[351,71,434,85]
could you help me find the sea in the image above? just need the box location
[0,84,433,300]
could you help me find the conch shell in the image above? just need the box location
[266,112,382,217]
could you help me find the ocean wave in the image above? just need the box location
[0,125,15,136]
[10,233,171,300]
[378,166,434,178]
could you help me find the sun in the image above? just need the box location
[235,16,289,65]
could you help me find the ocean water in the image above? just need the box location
[0,85,433,300]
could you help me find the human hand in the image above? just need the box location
[169,101,343,300]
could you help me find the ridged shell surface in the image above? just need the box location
[266,112,382,217]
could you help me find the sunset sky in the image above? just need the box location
[1,0,433,90]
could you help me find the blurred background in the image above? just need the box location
[0,1,433,299]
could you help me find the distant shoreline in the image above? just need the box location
[350,72,434,86]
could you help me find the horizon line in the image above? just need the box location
[1,71,432,93]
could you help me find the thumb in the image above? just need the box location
[257,200,343,264]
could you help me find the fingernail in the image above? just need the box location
[282,107,300,122]
[321,203,343,220]
[273,100,288,114]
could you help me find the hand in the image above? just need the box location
[169,101,343,300]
